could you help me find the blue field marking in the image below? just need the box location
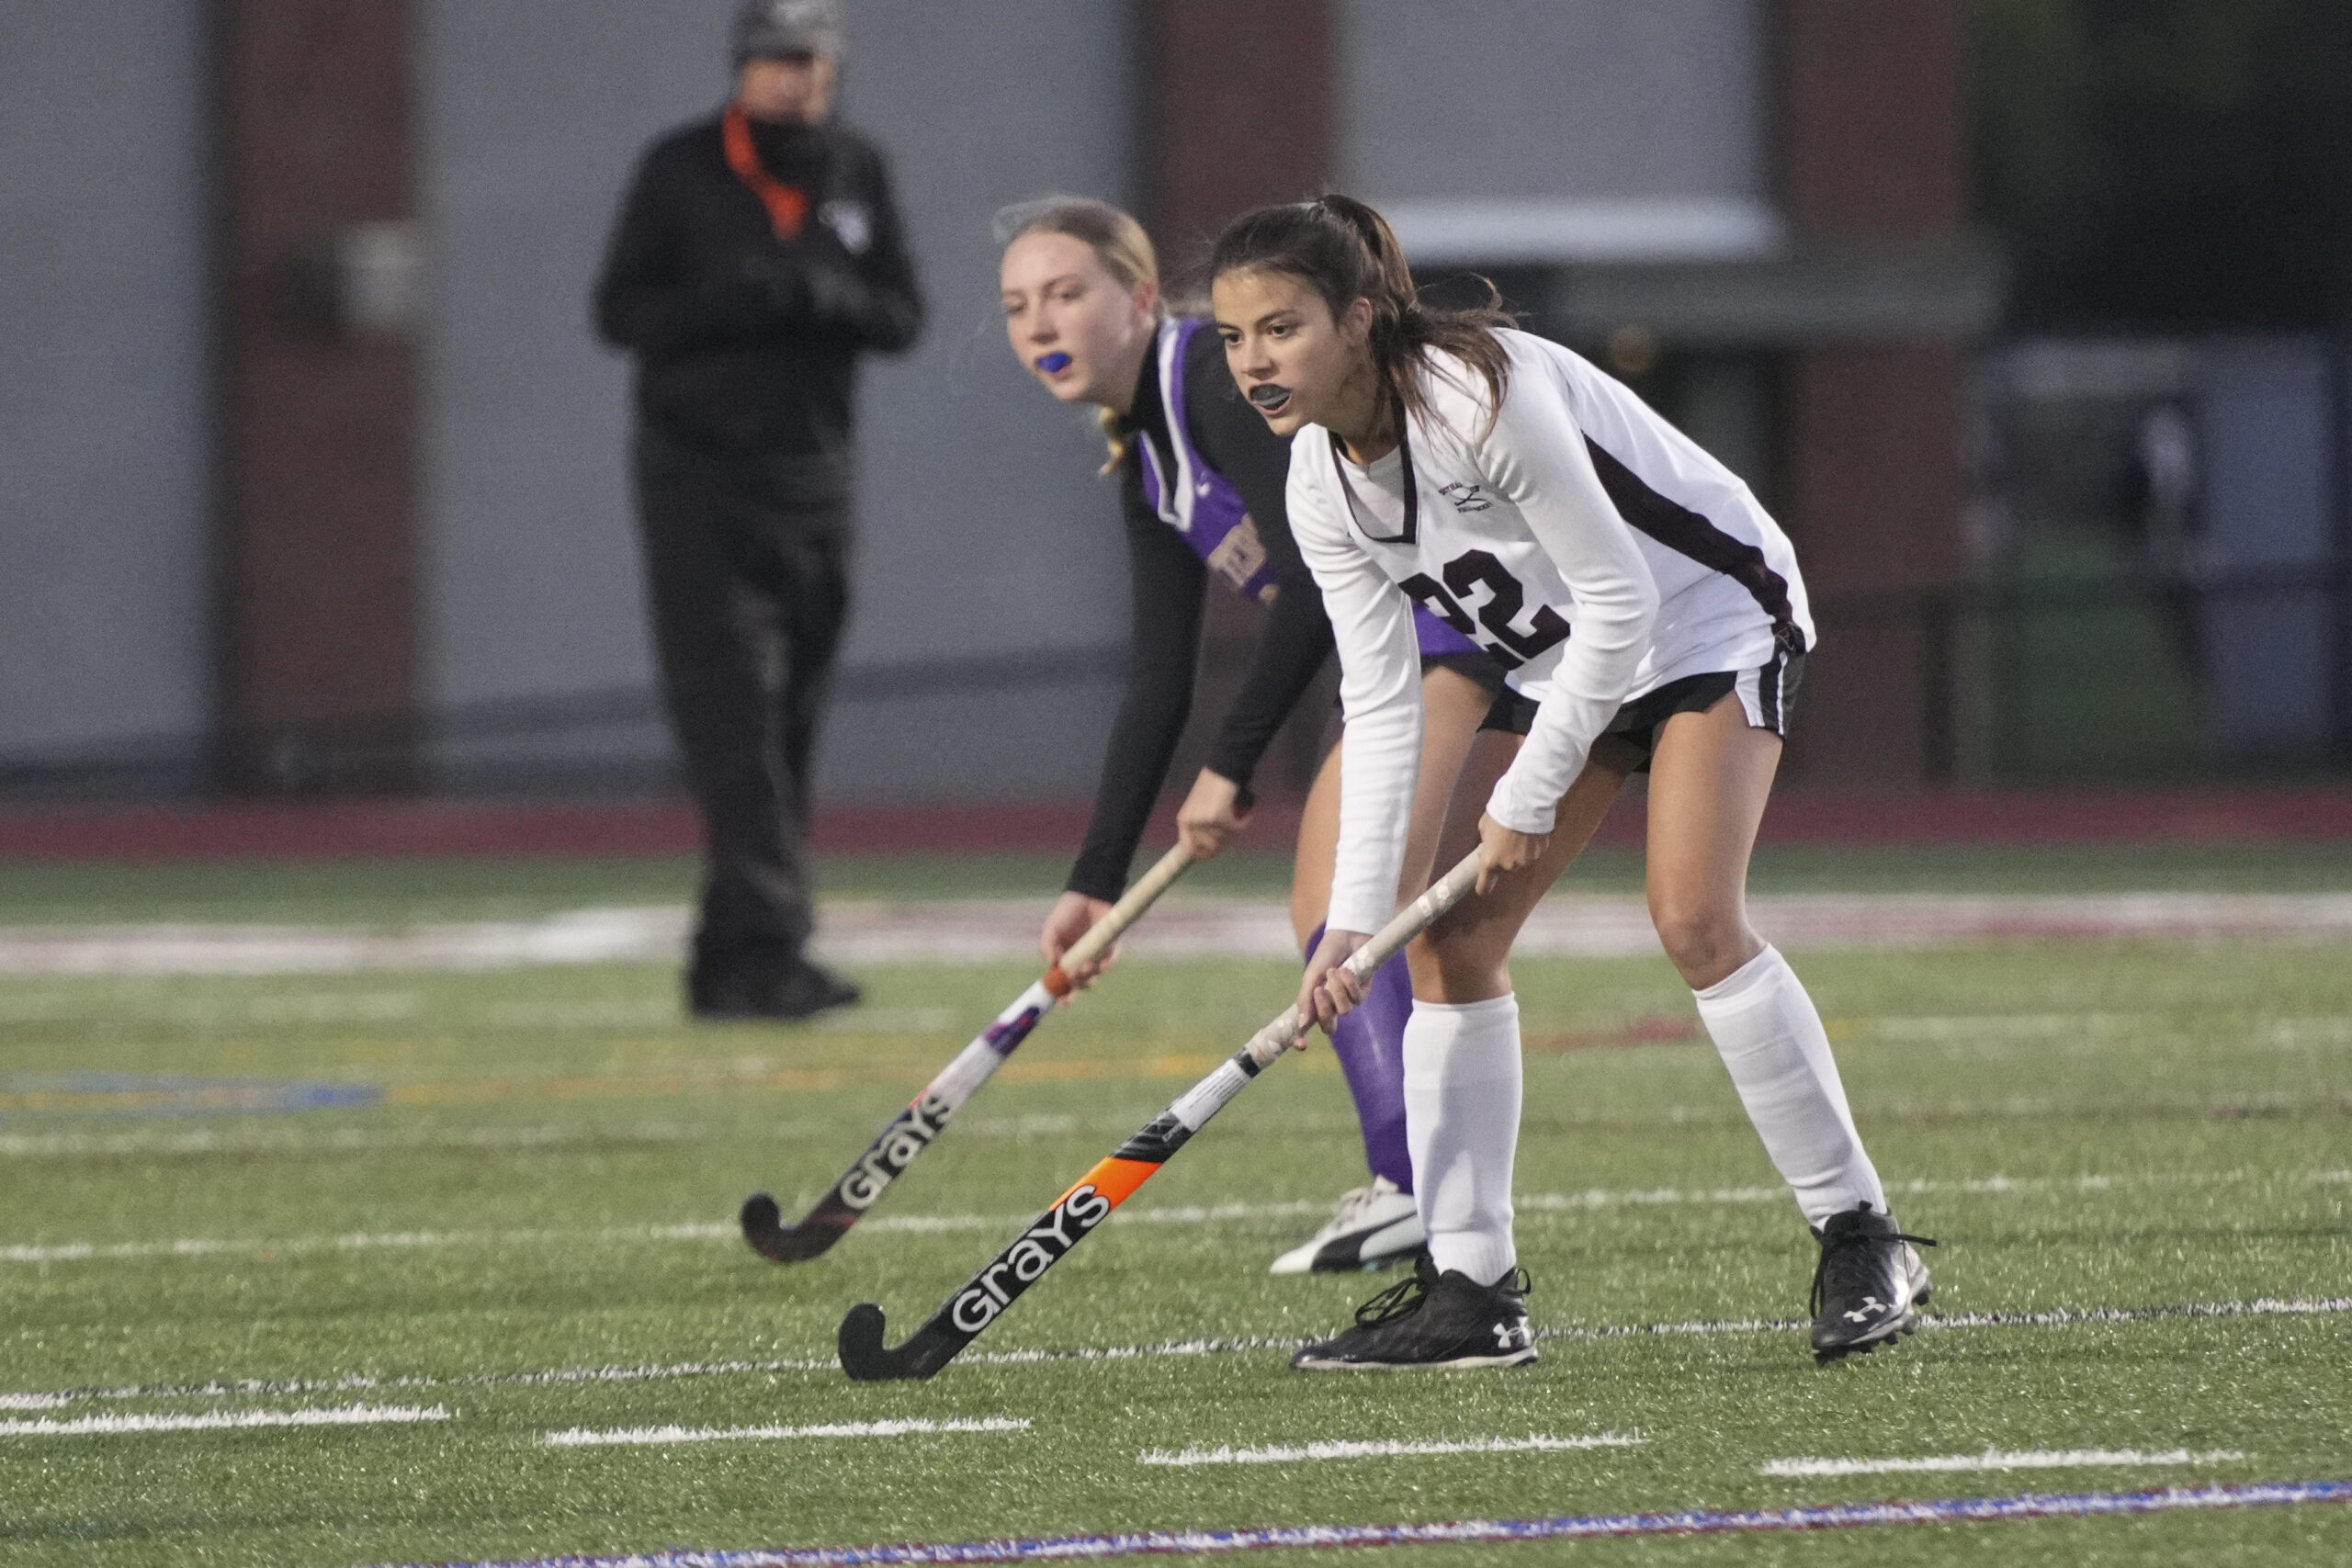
[0,1071,381,1118]
[369,1479,2352,1567]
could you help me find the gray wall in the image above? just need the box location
[1338,0,1765,202]
[0,0,1780,796]
[419,2,702,786]
[421,0,1136,798]
[2195,342,2340,752]
[0,4,212,765]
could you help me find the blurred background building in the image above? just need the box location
[4,0,2348,808]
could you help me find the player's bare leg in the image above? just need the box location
[1405,753,1629,1004]
[1646,694,1929,1360]
[1641,693,1778,988]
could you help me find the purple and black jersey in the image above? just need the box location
[1134,318,1478,654]
[1067,318,1498,902]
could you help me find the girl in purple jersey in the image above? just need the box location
[997,197,1532,1274]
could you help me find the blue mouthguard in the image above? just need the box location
[1036,352,1073,373]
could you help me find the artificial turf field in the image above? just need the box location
[1,847,2348,1566]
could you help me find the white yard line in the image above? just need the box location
[1549,1295,2352,1344]
[1762,1446,2245,1478]
[5,890,2351,974]
[1140,1433,1639,1467]
[545,1416,1027,1448]
[0,1403,447,1438]
[4,1167,2322,1269]
[12,1295,2347,1415]
[0,1201,1331,1265]
[0,1123,721,1161]
[0,1225,718,1266]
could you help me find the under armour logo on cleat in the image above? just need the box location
[1493,1314,1532,1350]
[1842,1295,1888,1324]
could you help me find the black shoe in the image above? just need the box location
[1809,1202,1936,1363]
[690,958,861,1022]
[1291,1254,1537,1371]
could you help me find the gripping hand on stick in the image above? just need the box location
[1476,812,1551,895]
[1296,927,1372,1040]
[1174,768,1254,862]
[1301,820,1536,1032]
[1039,893,1116,988]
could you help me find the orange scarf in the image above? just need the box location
[723,102,809,241]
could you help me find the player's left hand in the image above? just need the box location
[1040,891,1117,987]
[1476,813,1550,895]
[1295,927,1372,1043]
[1174,769,1253,862]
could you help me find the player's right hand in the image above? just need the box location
[1476,812,1550,895]
[1174,768,1252,862]
[1295,928,1373,1043]
[1040,891,1116,987]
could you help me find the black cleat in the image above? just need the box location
[1291,1254,1537,1371]
[691,958,862,1022]
[1809,1202,1936,1363]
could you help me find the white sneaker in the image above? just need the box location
[1269,1178,1426,1275]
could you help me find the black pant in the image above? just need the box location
[634,435,851,982]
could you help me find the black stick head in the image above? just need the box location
[837,1301,968,1381]
[838,1302,904,1381]
[740,1191,842,1264]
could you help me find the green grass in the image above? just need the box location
[5,837,2352,926]
[1984,524,2208,780]
[1,921,2348,1564]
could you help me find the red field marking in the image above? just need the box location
[0,799,1088,863]
[1525,1016,1702,1054]
[0,786,2346,863]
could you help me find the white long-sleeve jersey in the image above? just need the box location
[1290,328,1814,935]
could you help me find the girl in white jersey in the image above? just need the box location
[1208,196,1932,1369]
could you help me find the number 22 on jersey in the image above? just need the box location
[1399,550,1570,671]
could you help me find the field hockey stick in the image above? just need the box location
[837,845,1486,1381]
[740,841,1195,1264]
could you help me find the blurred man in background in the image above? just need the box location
[595,0,922,1021]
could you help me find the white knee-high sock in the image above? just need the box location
[1693,945,1886,1227]
[1402,994,1521,1284]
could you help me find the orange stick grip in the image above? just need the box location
[1054,1156,1159,1212]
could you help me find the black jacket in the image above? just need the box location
[594,112,922,495]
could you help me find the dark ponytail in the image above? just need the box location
[1208,194,1514,438]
